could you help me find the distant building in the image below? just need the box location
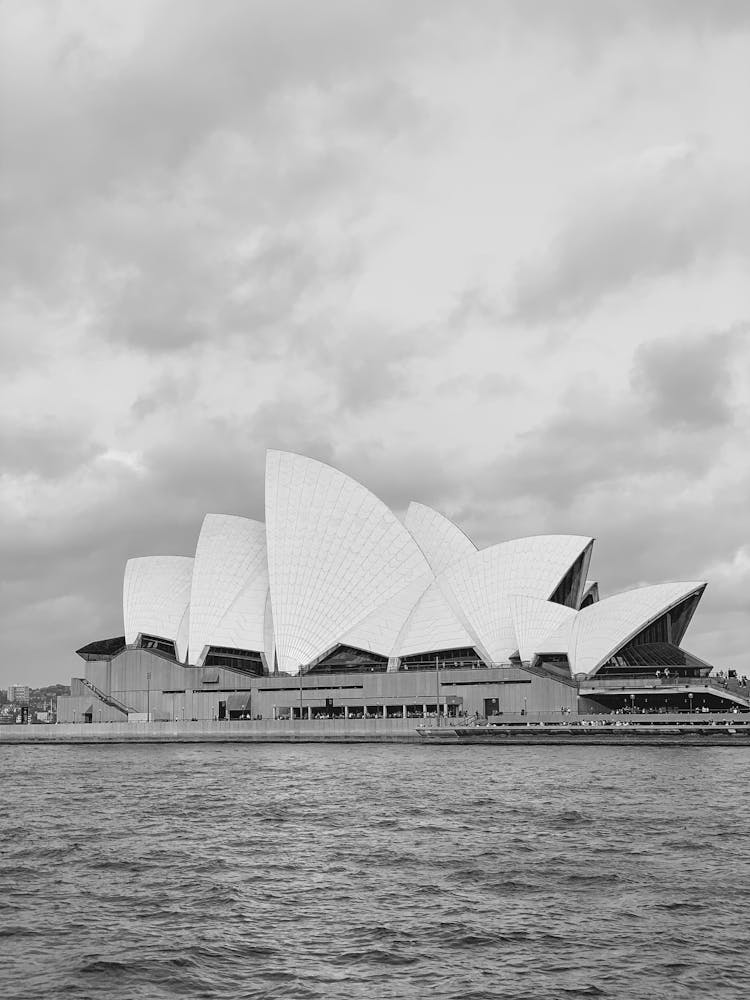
[56,450,748,724]
[7,685,30,704]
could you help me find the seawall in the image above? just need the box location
[0,718,424,744]
[2,713,749,746]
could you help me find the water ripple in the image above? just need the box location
[1,744,750,999]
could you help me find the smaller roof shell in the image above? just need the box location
[188,514,268,665]
[534,616,577,658]
[403,502,477,575]
[394,580,476,658]
[509,595,578,663]
[437,535,594,664]
[568,581,707,677]
[123,556,194,661]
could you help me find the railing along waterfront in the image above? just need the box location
[579,676,746,694]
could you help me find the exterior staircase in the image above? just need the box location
[79,677,131,718]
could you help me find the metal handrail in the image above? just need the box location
[79,677,131,715]
[580,676,741,691]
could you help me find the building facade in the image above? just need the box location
[7,685,31,704]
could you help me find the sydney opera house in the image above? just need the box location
[57,450,748,724]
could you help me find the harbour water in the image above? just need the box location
[1,744,749,999]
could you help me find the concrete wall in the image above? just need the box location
[250,666,578,718]
[2,718,423,743]
[4,712,747,745]
[57,696,126,723]
[58,648,579,724]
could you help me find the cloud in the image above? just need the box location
[131,372,201,421]
[471,398,721,515]
[0,0,436,364]
[498,0,750,48]
[510,153,750,323]
[319,324,454,414]
[632,326,745,430]
[0,423,101,480]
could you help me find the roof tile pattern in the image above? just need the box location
[403,502,477,575]
[265,451,431,673]
[509,595,578,663]
[534,616,577,657]
[340,575,433,657]
[568,582,706,677]
[438,535,593,664]
[188,514,268,665]
[123,556,194,659]
[394,581,476,658]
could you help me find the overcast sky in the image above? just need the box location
[1,0,749,689]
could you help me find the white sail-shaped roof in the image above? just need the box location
[568,581,706,677]
[123,556,194,659]
[265,450,432,673]
[403,502,477,575]
[437,535,593,664]
[394,580,476,658]
[534,615,577,657]
[188,514,268,665]
[509,595,578,663]
[340,575,432,657]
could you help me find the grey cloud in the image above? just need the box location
[447,286,503,330]
[0,0,433,361]
[312,324,453,415]
[474,404,722,512]
[498,0,750,47]
[98,226,353,355]
[452,324,748,550]
[131,372,201,421]
[436,371,521,396]
[631,327,745,430]
[249,401,337,465]
[0,424,100,480]
[476,373,521,395]
[333,343,419,414]
[2,0,432,209]
[510,157,750,323]
[583,488,750,595]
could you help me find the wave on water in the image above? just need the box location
[2,743,750,1000]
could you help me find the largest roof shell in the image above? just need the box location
[265,451,431,673]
